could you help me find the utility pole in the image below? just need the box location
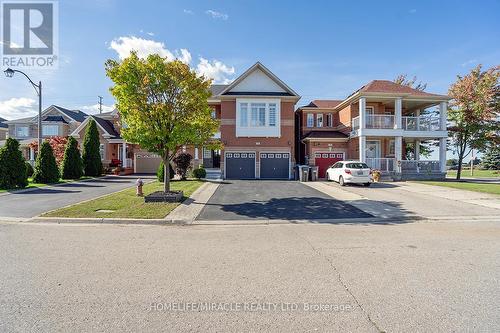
[98,96,103,114]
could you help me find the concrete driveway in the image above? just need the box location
[0,175,155,219]
[196,180,371,221]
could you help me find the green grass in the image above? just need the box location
[419,181,500,196]
[42,180,204,219]
[447,169,499,178]
[0,177,92,193]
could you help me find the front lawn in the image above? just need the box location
[418,180,500,196]
[0,177,92,193]
[42,180,204,219]
[447,169,499,178]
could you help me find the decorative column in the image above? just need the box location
[359,136,366,163]
[414,141,420,161]
[395,97,402,129]
[439,101,448,131]
[395,136,403,173]
[122,143,127,168]
[359,97,367,163]
[439,138,447,173]
[29,147,35,161]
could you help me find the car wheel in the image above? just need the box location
[326,172,331,181]
[363,182,371,187]
[339,176,345,186]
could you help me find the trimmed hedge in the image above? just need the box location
[192,166,206,179]
[0,138,28,189]
[32,141,60,184]
[61,136,83,179]
[157,161,175,182]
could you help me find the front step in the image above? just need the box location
[204,168,222,180]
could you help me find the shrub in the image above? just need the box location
[61,136,83,179]
[173,153,192,180]
[32,141,60,184]
[25,161,34,177]
[192,166,206,179]
[157,161,175,182]
[0,138,28,189]
[82,119,102,177]
[481,148,500,170]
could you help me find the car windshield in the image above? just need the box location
[346,163,369,169]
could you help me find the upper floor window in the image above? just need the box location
[42,125,59,136]
[268,103,277,127]
[306,114,314,127]
[211,110,216,119]
[240,103,248,127]
[317,114,323,127]
[16,126,29,137]
[236,99,281,137]
[326,114,333,127]
[366,106,375,115]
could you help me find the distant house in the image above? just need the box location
[0,117,8,141]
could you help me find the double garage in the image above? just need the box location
[225,151,291,180]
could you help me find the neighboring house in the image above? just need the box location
[0,117,8,141]
[296,80,450,180]
[4,105,88,161]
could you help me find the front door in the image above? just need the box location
[212,150,221,168]
[366,141,380,158]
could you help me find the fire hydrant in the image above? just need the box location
[136,178,144,196]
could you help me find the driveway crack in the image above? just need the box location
[287,226,384,333]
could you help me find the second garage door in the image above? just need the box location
[314,152,344,178]
[135,151,162,174]
[225,152,256,179]
[260,152,290,179]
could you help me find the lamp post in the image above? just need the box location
[4,68,43,150]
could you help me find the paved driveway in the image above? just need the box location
[196,180,371,221]
[0,175,155,218]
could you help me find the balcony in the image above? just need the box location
[352,115,441,131]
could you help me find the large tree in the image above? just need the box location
[105,53,219,192]
[448,65,499,179]
[394,74,434,159]
[61,136,83,179]
[82,119,102,177]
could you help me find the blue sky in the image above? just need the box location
[1,0,499,157]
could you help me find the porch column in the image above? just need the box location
[359,136,366,163]
[122,143,127,168]
[359,97,366,129]
[414,140,420,161]
[29,147,35,161]
[439,101,448,131]
[395,97,402,129]
[194,147,199,160]
[439,138,447,173]
[395,136,403,172]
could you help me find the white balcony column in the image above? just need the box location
[414,140,420,161]
[194,147,199,160]
[395,97,403,129]
[359,136,366,163]
[122,143,127,168]
[439,138,447,173]
[439,101,448,130]
[395,136,403,172]
[29,147,35,161]
[359,97,366,129]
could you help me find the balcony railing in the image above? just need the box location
[402,116,441,131]
[352,115,442,131]
[366,158,396,173]
[401,160,441,173]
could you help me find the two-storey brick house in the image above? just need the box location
[296,80,451,180]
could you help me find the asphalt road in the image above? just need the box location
[197,180,371,221]
[1,220,499,332]
[0,175,155,218]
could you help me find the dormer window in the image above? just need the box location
[326,114,333,127]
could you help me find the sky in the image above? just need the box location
[1,0,499,159]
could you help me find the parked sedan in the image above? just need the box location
[326,161,372,186]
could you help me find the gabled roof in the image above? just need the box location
[355,80,447,98]
[43,115,68,123]
[70,114,120,139]
[216,62,300,98]
[52,105,88,122]
[304,100,343,109]
[5,105,89,124]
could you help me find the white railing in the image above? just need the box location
[401,160,441,173]
[402,116,441,131]
[366,115,395,129]
[352,117,360,130]
[366,158,396,173]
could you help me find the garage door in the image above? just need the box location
[225,152,256,179]
[260,152,290,179]
[314,152,344,178]
[134,152,162,174]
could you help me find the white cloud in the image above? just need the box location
[196,57,235,84]
[183,9,194,15]
[205,9,228,20]
[0,97,37,120]
[109,36,192,64]
[146,32,155,36]
[79,104,115,115]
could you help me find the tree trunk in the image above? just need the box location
[456,150,464,180]
[163,149,170,193]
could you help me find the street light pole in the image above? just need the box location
[4,68,43,149]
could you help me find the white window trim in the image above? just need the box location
[326,113,333,127]
[317,114,323,128]
[236,98,281,137]
[15,125,29,137]
[42,124,59,136]
[306,113,314,127]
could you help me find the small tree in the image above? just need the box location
[25,161,34,178]
[32,141,60,183]
[82,119,102,177]
[0,138,28,189]
[157,161,175,182]
[173,153,192,180]
[106,53,220,192]
[448,65,499,179]
[61,136,83,179]
[481,147,500,170]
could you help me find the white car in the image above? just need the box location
[326,161,372,186]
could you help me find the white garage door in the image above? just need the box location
[134,152,162,174]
